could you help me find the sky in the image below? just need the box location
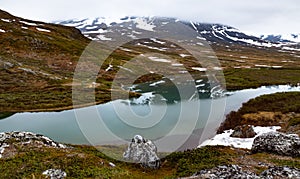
[1,0,300,35]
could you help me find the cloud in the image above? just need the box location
[1,0,300,34]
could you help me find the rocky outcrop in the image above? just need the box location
[192,165,260,178]
[251,132,300,157]
[191,165,300,179]
[261,166,300,178]
[0,131,66,158]
[42,169,67,179]
[123,135,160,169]
[230,125,257,138]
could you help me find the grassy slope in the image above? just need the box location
[1,9,300,112]
[218,92,300,133]
[0,9,90,111]
[0,144,299,178]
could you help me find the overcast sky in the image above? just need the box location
[1,0,299,35]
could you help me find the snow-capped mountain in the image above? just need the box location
[56,17,279,47]
[261,34,300,43]
[56,16,300,53]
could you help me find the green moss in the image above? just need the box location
[288,117,300,127]
[218,92,300,133]
[163,146,235,177]
[269,158,300,169]
[224,68,300,90]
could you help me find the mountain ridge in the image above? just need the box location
[56,16,300,45]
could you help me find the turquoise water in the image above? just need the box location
[0,85,299,151]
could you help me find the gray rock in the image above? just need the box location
[192,164,260,179]
[261,166,300,179]
[251,132,300,157]
[191,165,300,179]
[42,169,66,179]
[230,125,257,138]
[123,135,160,169]
[0,131,66,158]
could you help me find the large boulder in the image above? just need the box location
[123,135,160,169]
[0,131,66,158]
[230,125,257,138]
[251,132,300,157]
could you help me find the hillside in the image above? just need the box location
[0,9,90,111]
[1,10,300,112]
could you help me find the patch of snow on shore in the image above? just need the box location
[198,126,281,149]
[149,80,165,87]
[131,92,154,104]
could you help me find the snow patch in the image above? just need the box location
[1,19,10,22]
[148,56,171,63]
[131,92,154,104]
[137,43,167,51]
[179,54,190,58]
[149,80,165,87]
[135,18,156,31]
[36,27,51,33]
[83,29,107,34]
[172,63,184,66]
[105,64,113,71]
[192,67,207,72]
[119,47,132,52]
[97,35,112,41]
[20,20,38,26]
[0,29,5,33]
[282,46,300,51]
[150,38,166,44]
[85,25,99,30]
[199,126,281,149]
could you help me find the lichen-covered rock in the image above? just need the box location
[42,169,66,179]
[192,165,260,179]
[230,125,257,138]
[251,132,300,157]
[123,135,160,169]
[260,166,300,178]
[191,165,300,179]
[0,131,66,158]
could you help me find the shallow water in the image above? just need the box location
[0,85,299,152]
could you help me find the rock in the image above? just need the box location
[260,166,300,178]
[109,162,116,167]
[0,131,66,158]
[123,135,160,169]
[192,164,260,179]
[251,131,300,157]
[191,165,300,179]
[230,125,257,138]
[42,169,66,179]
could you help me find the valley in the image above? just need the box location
[1,10,300,112]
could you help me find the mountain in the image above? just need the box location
[261,33,300,43]
[57,17,299,47]
[1,10,300,111]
